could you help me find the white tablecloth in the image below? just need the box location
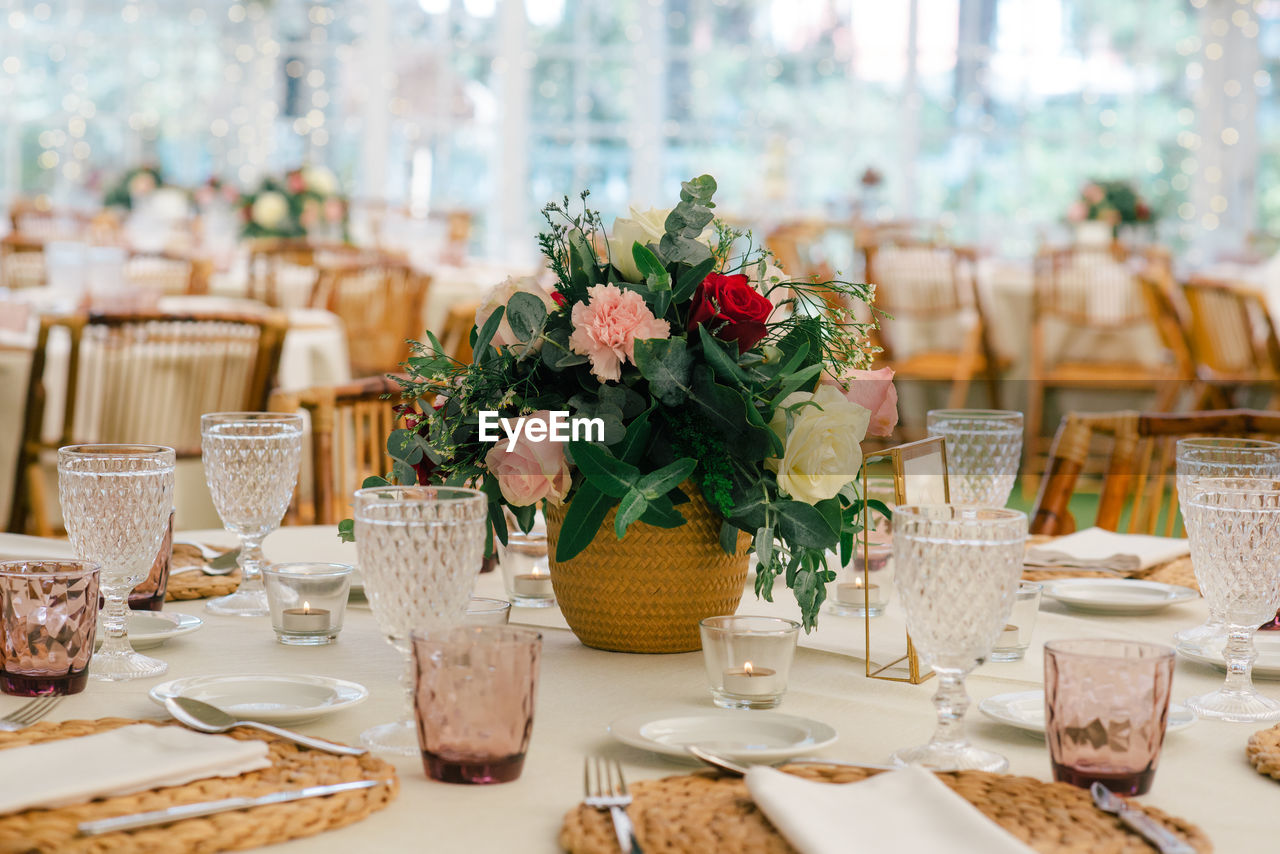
[0,525,1267,851]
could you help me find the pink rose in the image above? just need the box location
[568,284,670,382]
[1066,200,1087,223]
[822,366,898,437]
[484,411,572,507]
[1082,183,1104,204]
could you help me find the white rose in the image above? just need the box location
[608,206,716,283]
[767,384,871,505]
[251,191,289,229]
[149,187,190,221]
[303,166,337,196]
[475,275,559,356]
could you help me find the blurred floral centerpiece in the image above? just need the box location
[1067,179,1154,237]
[363,175,895,652]
[103,165,167,210]
[239,166,347,241]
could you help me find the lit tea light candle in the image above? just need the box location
[998,623,1020,646]
[282,601,331,632]
[722,661,779,696]
[836,578,881,606]
[512,573,554,598]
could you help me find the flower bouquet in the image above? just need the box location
[103,165,166,210]
[1067,180,1153,232]
[358,175,895,648]
[239,166,347,241]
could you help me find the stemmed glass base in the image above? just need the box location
[1186,689,1280,723]
[891,742,1008,773]
[205,585,269,617]
[360,719,418,756]
[91,647,168,681]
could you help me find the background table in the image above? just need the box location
[0,526,1270,851]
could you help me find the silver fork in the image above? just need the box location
[0,696,61,732]
[583,757,642,854]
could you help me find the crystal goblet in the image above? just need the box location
[57,444,174,681]
[354,485,489,755]
[1183,486,1280,722]
[890,505,1027,771]
[1174,438,1280,648]
[925,410,1023,508]
[200,413,304,617]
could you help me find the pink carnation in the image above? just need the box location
[568,284,670,382]
[822,366,899,437]
[484,411,572,507]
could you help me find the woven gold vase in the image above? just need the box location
[545,488,750,654]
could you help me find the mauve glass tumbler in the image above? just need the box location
[1044,639,1175,795]
[0,560,101,696]
[412,626,542,784]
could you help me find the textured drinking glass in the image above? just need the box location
[201,413,304,617]
[58,444,175,681]
[411,626,542,784]
[464,597,512,626]
[354,485,489,755]
[890,505,1027,771]
[926,410,1023,508]
[699,616,800,709]
[262,563,352,645]
[1045,639,1175,795]
[989,581,1042,662]
[1175,439,1280,648]
[498,528,554,608]
[1182,487,1280,722]
[0,560,100,696]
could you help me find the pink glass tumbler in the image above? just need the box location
[1044,639,1175,795]
[0,560,101,696]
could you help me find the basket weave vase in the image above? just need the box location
[545,488,750,654]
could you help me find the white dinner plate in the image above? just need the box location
[979,690,1196,736]
[95,611,203,650]
[608,709,838,762]
[1042,578,1197,615]
[1178,632,1280,680]
[149,674,369,724]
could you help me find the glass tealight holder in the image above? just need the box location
[829,531,892,618]
[465,597,512,626]
[989,581,1042,662]
[498,529,554,608]
[262,563,352,646]
[699,616,800,710]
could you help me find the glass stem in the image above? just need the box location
[1222,626,1257,695]
[930,668,970,749]
[238,534,266,590]
[98,590,132,657]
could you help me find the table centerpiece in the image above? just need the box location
[355,175,896,652]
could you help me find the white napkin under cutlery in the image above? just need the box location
[1024,527,1189,573]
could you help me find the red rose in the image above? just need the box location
[687,273,772,353]
[1135,202,1151,222]
[550,291,567,307]
[287,171,306,194]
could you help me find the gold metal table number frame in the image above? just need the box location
[860,436,950,684]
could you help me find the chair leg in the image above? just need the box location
[26,464,52,538]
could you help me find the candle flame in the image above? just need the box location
[302,601,311,614]
[743,661,754,676]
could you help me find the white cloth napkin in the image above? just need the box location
[0,724,271,814]
[1024,527,1189,572]
[746,765,1036,854]
[0,534,76,562]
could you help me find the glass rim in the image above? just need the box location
[409,624,542,645]
[353,485,487,504]
[699,614,801,636]
[0,559,101,579]
[1044,638,1175,661]
[1017,580,1043,593]
[262,562,354,578]
[1176,437,1280,452]
[201,412,305,424]
[926,409,1024,422]
[57,444,175,460]
[894,504,1028,523]
[466,596,513,613]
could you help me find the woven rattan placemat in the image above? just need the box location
[1022,556,1200,592]
[166,544,241,601]
[0,718,397,854]
[560,764,1211,854]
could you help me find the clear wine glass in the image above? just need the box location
[57,444,175,681]
[1183,485,1280,722]
[890,504,1027,771]
[925,410,1023,508]
[354,485,489,755]
[201,413,304,617]
[1175,438,1280,650]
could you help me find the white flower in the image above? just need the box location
[251,191,289,229]
[474,275,559,356]
[608,206,716,283]
[302,166,337,197]
[149,187,190,221]
[767,384,871,505]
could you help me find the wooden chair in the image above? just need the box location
[0,235,45,290]
[1136,271,1198,402]
[125,253,212,296]
[1030,409,1280,536]
[269,375,405,525]
[1026,246,1182,465]
[863,240,1009,409]
[439,300,480,364]
[1181,277,1280,408]
[7,311,287,535]
[311,259,430,377]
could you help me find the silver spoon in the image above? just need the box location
[164,696,367,756]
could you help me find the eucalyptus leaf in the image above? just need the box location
[633,337,693,406]
[635,457,697,501]
[614,488,649,539]
[774,500,839,550]
[506,291,548,343]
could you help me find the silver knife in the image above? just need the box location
[1090,782,1196,854]
[78,780,383,836]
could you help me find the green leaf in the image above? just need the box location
[774,362,823,402]
[673,256,716,303]
[506,291,548,343]
[633,337,693,406]
[361,475,390,489]
[568,441,639,499]
[338,518,355,543]
[387,427,428,464]
[541,325,588,369]
[472,305,504,363]
[720,520,739,556]
[635,457,697,501]
[554,484,616,561]
[640,501,687,528]
[391,459,416,485]
[774,500,839,550]
[511,502,537,533]
[568,232,597,292]
[755,526,774,569]
[614,488,649,539]
[612,405,654,464]
[632,242,670,291]
[697,324,751,387]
